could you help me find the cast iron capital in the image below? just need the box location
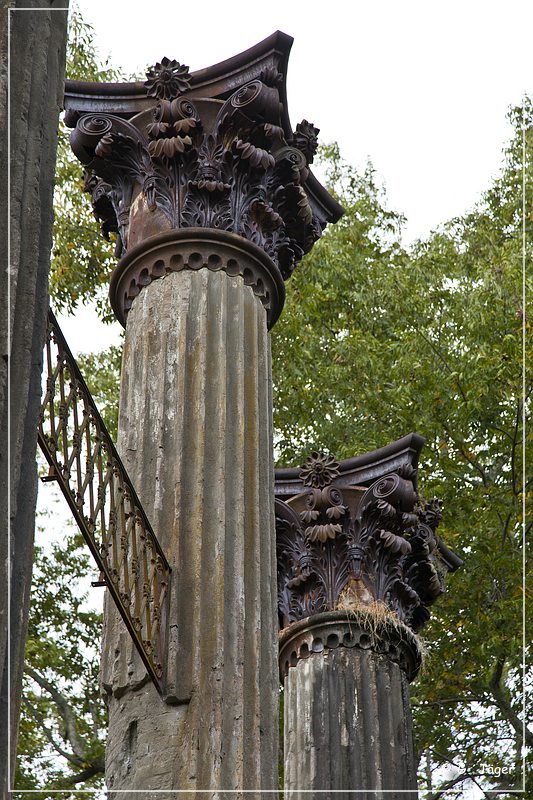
[275,442,463,679]
[64,33,343,328]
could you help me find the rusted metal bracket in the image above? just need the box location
[38,309,171,693]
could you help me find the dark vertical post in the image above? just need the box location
[0,2,69,793]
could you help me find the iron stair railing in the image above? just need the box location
[38,309,171,693]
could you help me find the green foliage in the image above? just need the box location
[272,142,408,463]
[50,10,125,323]
[77,345,122,441]
[23,7,531,794]
[16,529,106,794]
[271,109,532,796]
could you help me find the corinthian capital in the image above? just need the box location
[64,33,342,327]
[276,448,462,637]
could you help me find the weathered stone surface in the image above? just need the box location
[283,624,419,800]
[102,260,278,796]
[0,2,68,793]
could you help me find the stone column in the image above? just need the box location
[67,41,341,797]
[102,231,281,795]
[280,614,420,799]
[276,454,461,799]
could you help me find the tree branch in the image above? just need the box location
[23,700,84,768]
[426,771,470,800]
[423,695,481,707]
[61,761,105,786]
[488,657,533,748]
[460,449,489,485]
[510,397,521,497]
[427,748,509,799]
[488,423,516,444]
[25,665,89,761]
[443,423,489,486]
[90,703,100,739]
[500,511,513,546]
[417,329,470,406]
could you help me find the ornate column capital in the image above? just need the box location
[276,448,462,680]
[65,33,342,328]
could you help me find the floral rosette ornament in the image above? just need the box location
[144,57,192,100]
[292,119,320,164]
[299,453,346,542]
[299,452,340,489]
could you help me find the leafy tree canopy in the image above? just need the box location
[271,117,531,796]
[16,530,105,793]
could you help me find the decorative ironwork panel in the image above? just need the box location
[38,309,171,693]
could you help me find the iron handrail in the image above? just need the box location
[38,309,171,693]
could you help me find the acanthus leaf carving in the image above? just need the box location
[69,63,328,289]
[276,451,456,635]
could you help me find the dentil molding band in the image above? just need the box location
[109,227,286,329]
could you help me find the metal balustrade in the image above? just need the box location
[38,309,171,693]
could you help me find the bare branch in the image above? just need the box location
[24,665,89,761]
[488,657,533,748]
[426,771,470,800]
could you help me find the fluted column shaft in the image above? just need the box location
[281,614,420,800]
[102,242,278,797]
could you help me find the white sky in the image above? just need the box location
[61,0,533,353]
[74,0,532,242]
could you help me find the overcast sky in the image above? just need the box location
[59,0,532,352]
[74,0,532,238]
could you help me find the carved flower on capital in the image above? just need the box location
[292,119,320,163]
[300,452,340,489]
[144,58,192,100]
